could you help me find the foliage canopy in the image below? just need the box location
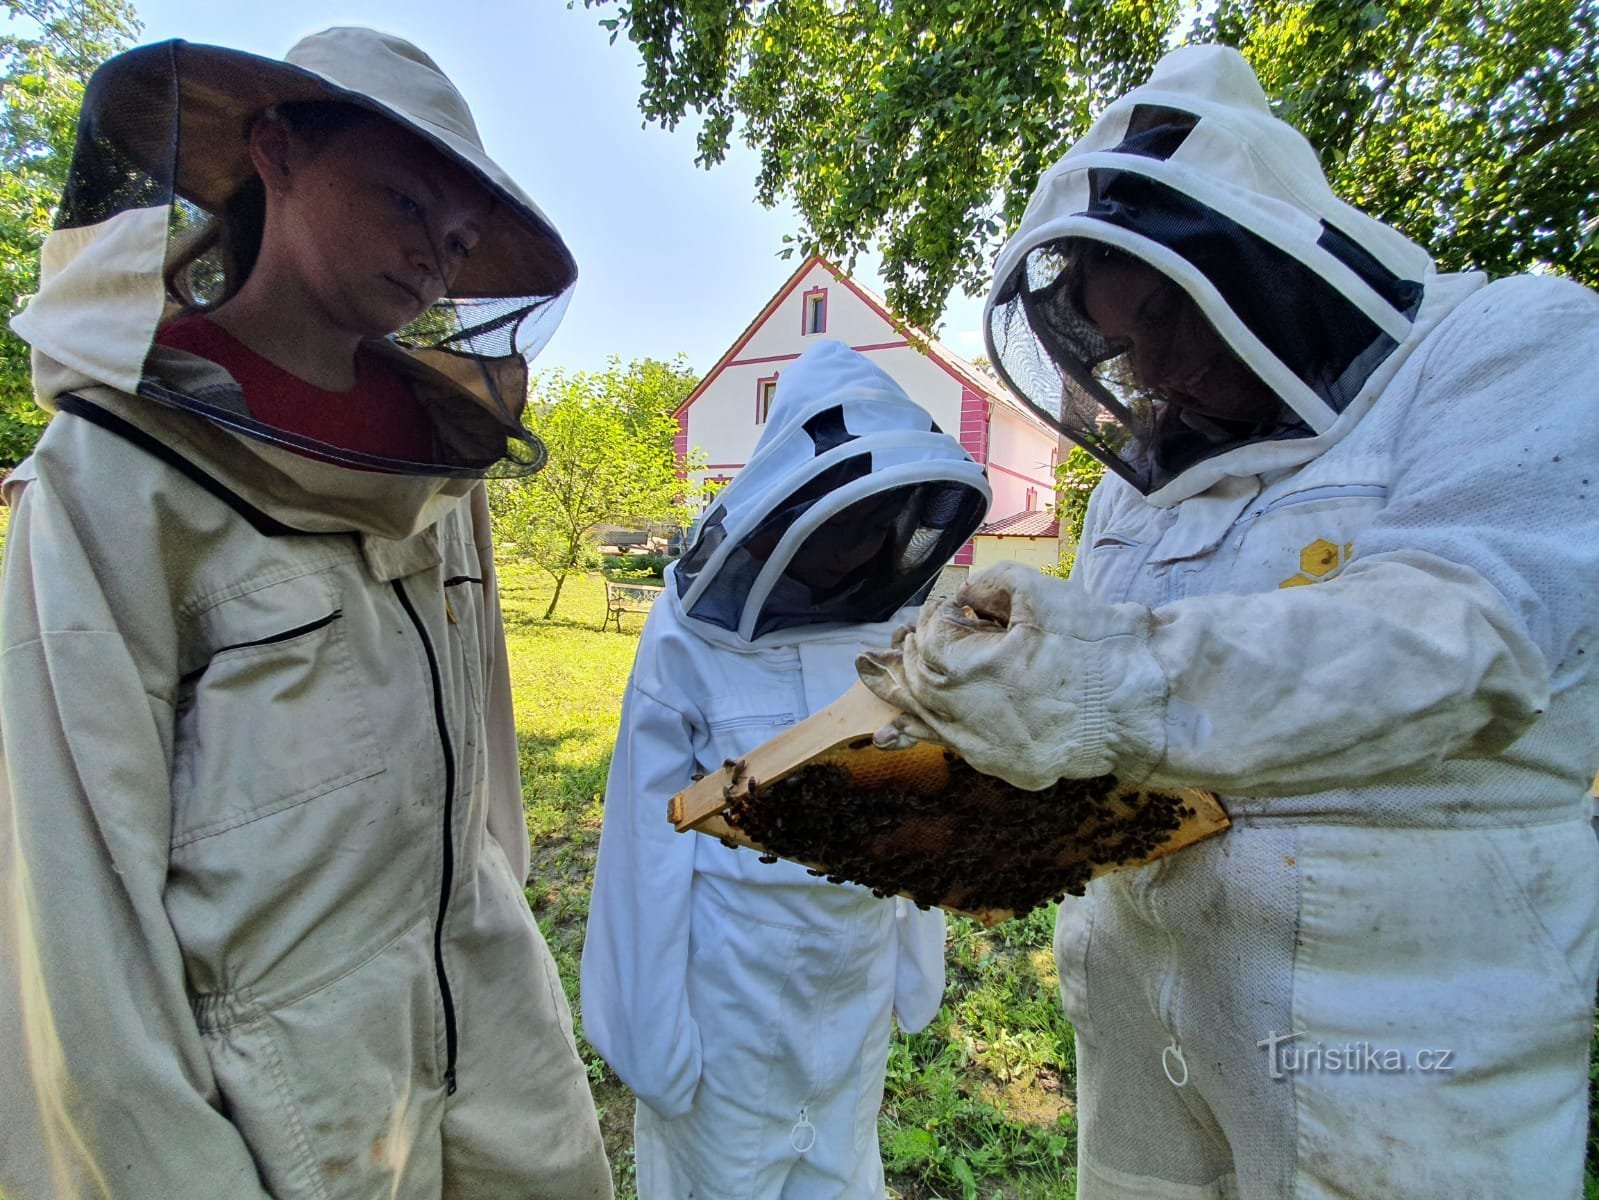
[488,356,704,619]
[586,0,1598,330]
[1,0,140,465]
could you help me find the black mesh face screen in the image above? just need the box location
[1079,169,1404,411]
[750,480,988,639]
[683,457,875,633]
[394,294,569,474]
[56,43,179,230]
[990,166,1419,493]
[675,508,726,592]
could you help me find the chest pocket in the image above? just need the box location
[441,574,488,727]
[170,573,385,848]
[1228,484,1388,595]
[1079,530,1154,604]
[700,687,798,769]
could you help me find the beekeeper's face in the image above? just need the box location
[253,114,493,336]
[1078,253,1279,425]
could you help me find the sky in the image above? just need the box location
[120,0,994,380]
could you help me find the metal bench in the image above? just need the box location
[602,580,664,632]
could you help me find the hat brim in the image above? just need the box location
[92,40,576,301]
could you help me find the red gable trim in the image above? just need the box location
[727,339,912,370]
[824,268,1060,440]
[823,269,999,397]
[671,253,828,420]
[674,253,1052,444]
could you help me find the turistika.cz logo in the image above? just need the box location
[1256,1030,1456,1080]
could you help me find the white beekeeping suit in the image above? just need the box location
[859,44,1599,1199]
[582,340,990,1199]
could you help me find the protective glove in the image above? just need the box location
[855,560,1169,790]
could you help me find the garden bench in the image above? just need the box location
[602,580,664,632]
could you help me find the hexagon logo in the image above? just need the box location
[1299,539,1342,578]
[1280,538,1353,589]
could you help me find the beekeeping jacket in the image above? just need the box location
[0,36,611,1200]
[581,340,990,1199]
[973,43,1599,1199]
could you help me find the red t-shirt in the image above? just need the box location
[156,315,436,465]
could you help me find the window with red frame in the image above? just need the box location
[801,287,828,335]
[756,375,778,423]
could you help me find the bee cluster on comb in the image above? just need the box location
[721,756,1205,919]
[670,685,1229,926]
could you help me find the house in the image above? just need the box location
[673,254,1062,577]
[969,509,1062,574]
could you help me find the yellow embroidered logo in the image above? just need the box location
[1280,539,1355,588]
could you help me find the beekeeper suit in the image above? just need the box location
[582,339,990,1199]
[859,44,1599,1199]
[0,31,610,1199]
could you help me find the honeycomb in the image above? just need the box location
[680,733,1227,926]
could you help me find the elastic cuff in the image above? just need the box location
[1101,629,1170,785]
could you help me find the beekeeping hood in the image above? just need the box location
[670,340,991,644]
[986,43,1477,506]
[9,27,576,478]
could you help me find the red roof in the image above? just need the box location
[977,510,1060,538]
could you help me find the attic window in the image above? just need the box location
[756,375,779,423]
[801,287,828,335]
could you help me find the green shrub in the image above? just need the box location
[601,552,669,583]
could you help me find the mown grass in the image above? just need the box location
[503,562,1079,1199]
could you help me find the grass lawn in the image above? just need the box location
[502,562,1079,1199]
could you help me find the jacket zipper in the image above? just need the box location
[393,579,460,1096]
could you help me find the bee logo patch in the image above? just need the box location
[1280,539,1355,588]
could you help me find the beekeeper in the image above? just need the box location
[859,44,1599,1199]
[582,339,991,1198]
[0,28,610,1199]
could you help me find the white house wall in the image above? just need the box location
[985,404,1058,518]
[678,263,965,481]
[736,262,895,361]
[675,257,1061,568]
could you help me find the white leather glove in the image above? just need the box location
[855,561,1169,790]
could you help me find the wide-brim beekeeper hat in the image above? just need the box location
[108,26,575,300]
[12,26,576,477]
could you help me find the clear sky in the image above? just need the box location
[122,0,993,380]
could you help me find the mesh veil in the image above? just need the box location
[988,165,1424,496]
[53,39,573,479]
[747,478,989,639]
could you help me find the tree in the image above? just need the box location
[489,356,704,619]
[1045,442,1107,579]
[1,0,140,465]
[584,0,1597,330]
[1203,0,1599,287]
